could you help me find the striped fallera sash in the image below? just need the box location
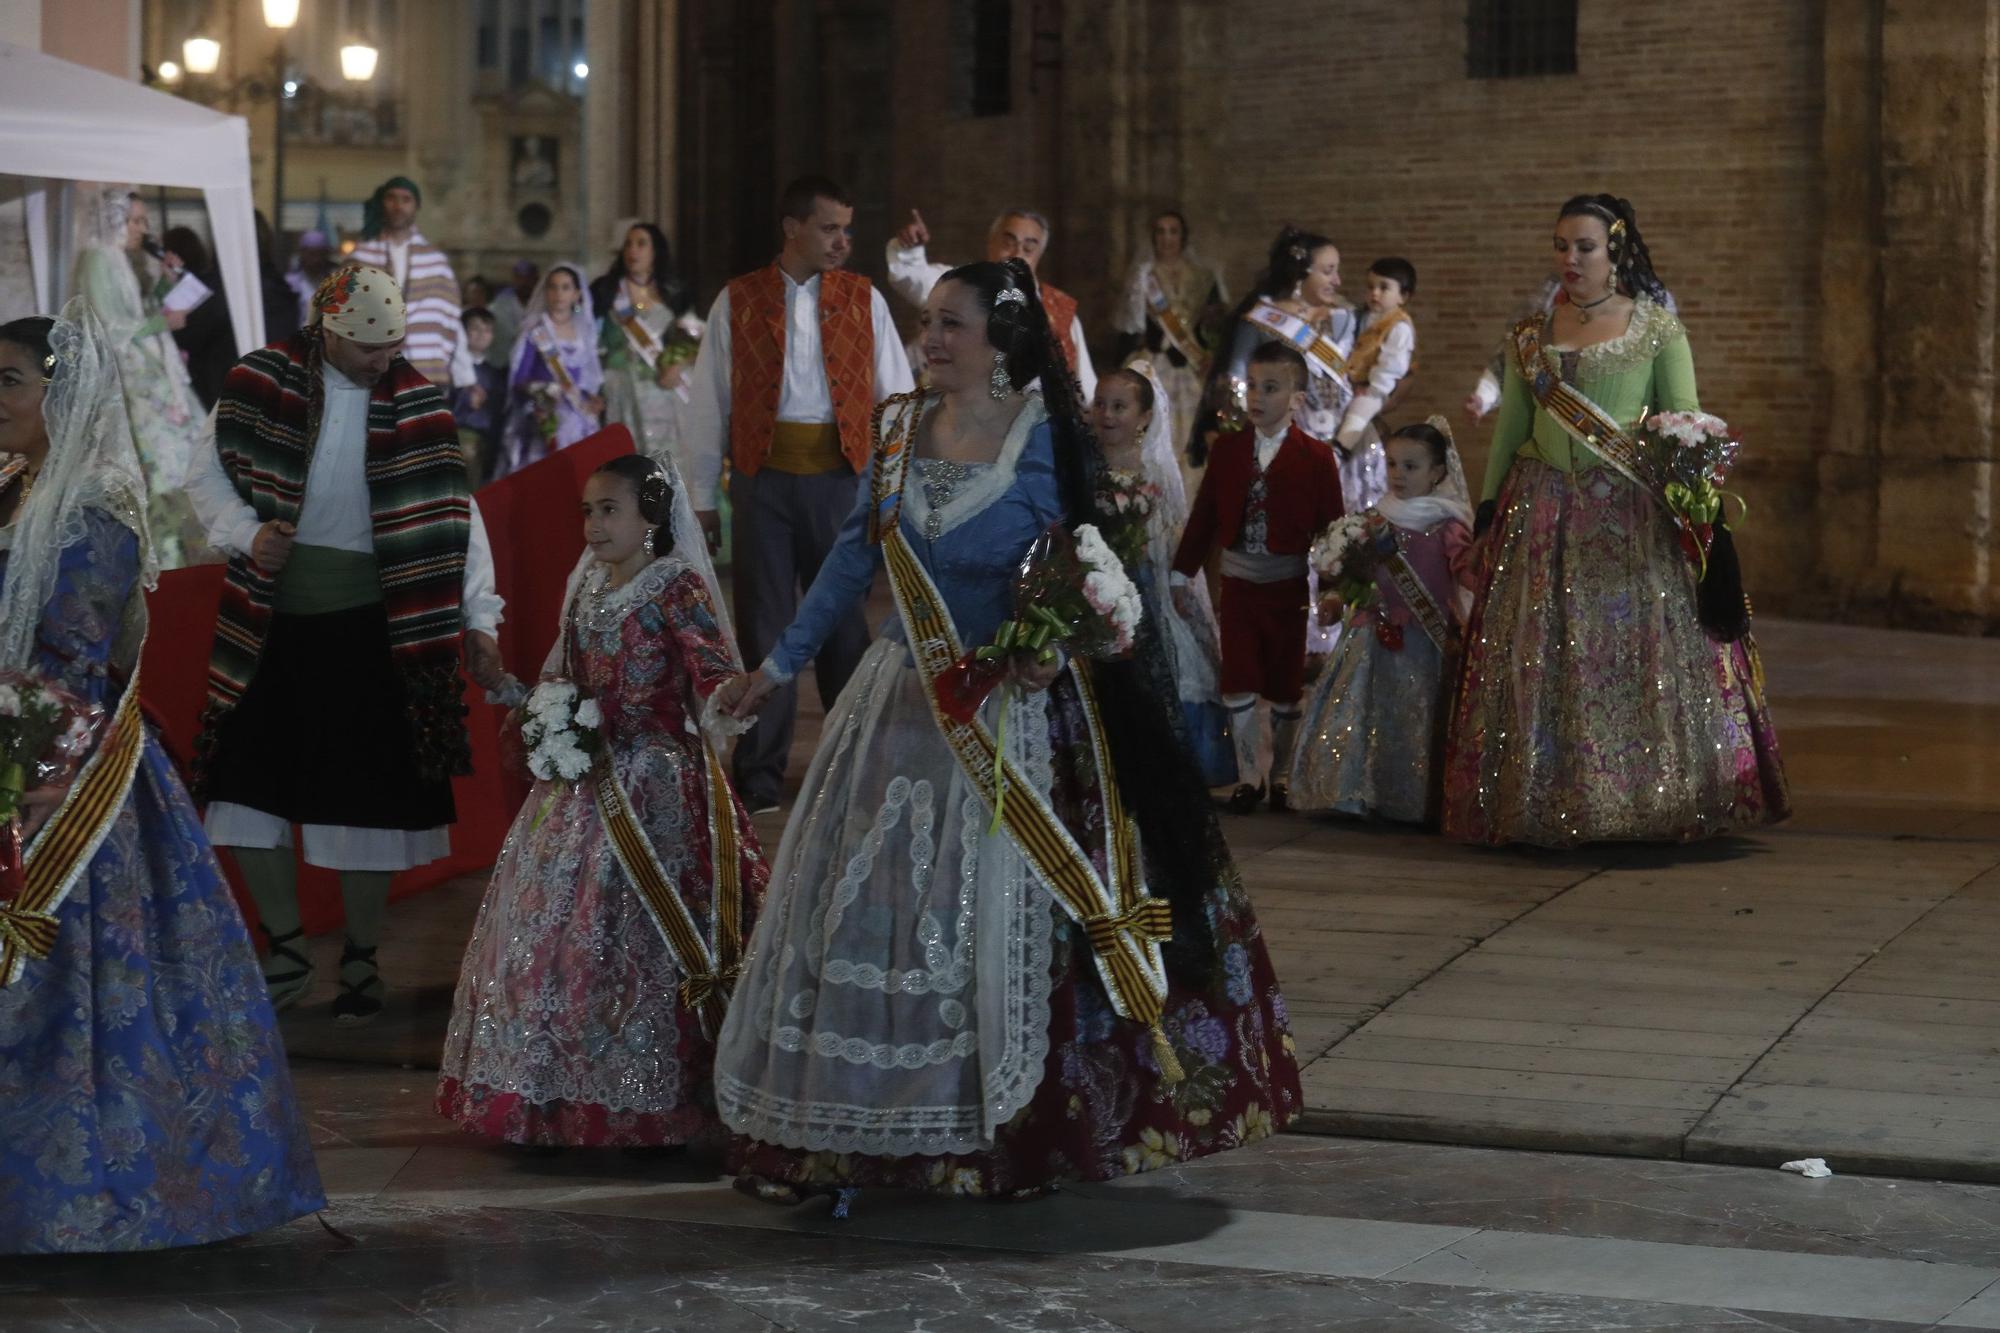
[1245,298,1348,383]
[880,531,1177,1068]
[2,675,145,986]
[593,743,745,1037]
[1382,543,1453,654]
[1510,316,1673,511]
[1146,269,1210,377]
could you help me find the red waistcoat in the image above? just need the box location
[1172,423,1345,576]
[727,264,876,475]
[1040,281,1080,375]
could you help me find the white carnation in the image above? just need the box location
[573,699,602,729]
[0,685,18,717]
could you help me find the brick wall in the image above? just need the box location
[860,0,1829,607]
[754,1,2000,622]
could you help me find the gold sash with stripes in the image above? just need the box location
[2,674,145,986]
[1510,316,1672,510]
[1146,270,1211,378]
[1382,542,1453,654]
[594,742,744,1037]
[880,526,1177,1054]
[1245,298,1348,383]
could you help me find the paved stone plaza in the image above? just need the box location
[9,619,2000,1330]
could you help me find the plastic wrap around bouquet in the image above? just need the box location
[932,523,1144,830]
[1642,410,1746,577]
[0,672,108,907]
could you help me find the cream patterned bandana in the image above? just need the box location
[312,265,406,344]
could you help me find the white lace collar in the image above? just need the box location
[574,554,687,637]
[899,393,1048,541]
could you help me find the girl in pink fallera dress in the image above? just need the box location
[1289,419,1477,823]
[438,453,767,1148]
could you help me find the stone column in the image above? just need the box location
[1824,1,2000,624]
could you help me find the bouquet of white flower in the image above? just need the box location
[519,679,603,783]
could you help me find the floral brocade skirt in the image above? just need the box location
[1441,459,1790,847]
[722,642,1300,1197]
[0,738,324,1253]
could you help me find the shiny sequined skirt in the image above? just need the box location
[1442,460,1790,847]
[1289,615,1449,823]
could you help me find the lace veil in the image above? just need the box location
[508,261,598,375]
[537,446,740,681]
[0,299,153,675]
[1375,414,1475,533]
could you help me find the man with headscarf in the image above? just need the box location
[348,176,477,392]
[184,265,508,1024]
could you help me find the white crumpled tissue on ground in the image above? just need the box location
[1780,1158,1834,1179]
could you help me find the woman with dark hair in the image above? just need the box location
[592,223,698,472]
[438,450,767,1148]
[0,308,322,1251]
[1443,194,1789,846]
[711,259,1300,1206]
[497,262,605,476]
[1112,210,1227,461]
[161,225,236,411]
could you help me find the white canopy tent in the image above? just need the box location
[0,40,264,354]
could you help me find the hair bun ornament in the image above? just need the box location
[993,286,1027,307]
[1424,413,1457,447]
[637,469,671,517]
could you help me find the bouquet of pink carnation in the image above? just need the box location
[0,671,107,904]
[1642,410,1745,574]
[1092,471,1161,568]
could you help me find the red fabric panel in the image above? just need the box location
[139,425,636,936]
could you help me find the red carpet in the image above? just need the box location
[141,426,637,936]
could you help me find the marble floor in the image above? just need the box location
[8,1063,2000,1330]
[17,618,2000,1328]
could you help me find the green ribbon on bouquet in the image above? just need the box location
[975,607,1071,834]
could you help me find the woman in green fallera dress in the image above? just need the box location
[592,223,693,474]
[1443,195,1789,847]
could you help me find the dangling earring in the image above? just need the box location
[989,351,1010,400]
[642,527,656,559]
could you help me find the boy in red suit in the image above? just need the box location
[1172,343,1345,812]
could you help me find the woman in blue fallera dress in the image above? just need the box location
[0,307,322,1253]
[712,262,1299,1205]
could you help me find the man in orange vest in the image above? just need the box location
[682,175,914,814]
[886,206,1097,401]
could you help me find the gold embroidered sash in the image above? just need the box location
[3,673,145,986]
[1510,316,1674,512]
[594,742,744,1037]
[1146,269,1210,378]
[529,320,584,411]
[1381,541,1453,655]
[880,527,1173,1037]
[612,292,665,371]
[1245,298,1348,383]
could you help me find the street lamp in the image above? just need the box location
[175,5,378,242]
[340,40,380,83]
[182,34,221,75]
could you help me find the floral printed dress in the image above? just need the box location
[437,556,768,1145]
[0,509,323,1253]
